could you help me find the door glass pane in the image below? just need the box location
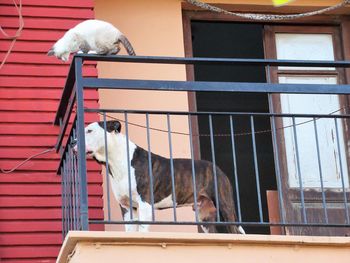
[275,33,335,70]
[278,76,349,188]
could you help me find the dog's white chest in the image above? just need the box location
[109,167,138,201]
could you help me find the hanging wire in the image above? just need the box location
[186,0,350,21]
[3,106,344,174]
[92,106,347,138]
[1,147,56,174]
[0,0,24,70]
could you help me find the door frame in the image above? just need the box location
[182,4,350,234]
[264,24,350,235]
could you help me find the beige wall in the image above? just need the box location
[94,0,344,155]
[94,0,190,157]
[57,232,350,263]
[94,0,196,231]
[94,0,344,154]
[93,0,344,232]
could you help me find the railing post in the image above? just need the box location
[75,57,89,231]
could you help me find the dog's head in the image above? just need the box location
[73,121,121,161]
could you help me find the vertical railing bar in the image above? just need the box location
[313,118,328,223]
[268,94,286,225]
[250,115,264,222]
[59,118,66,238]
[73,127,80,230]
[75,57,89,230]
[69,148,74,231]
[71,140,77,230]
[167,113,177,222]
[72,126,79,229]
[188,114,199,222]
[102,113,112,221]
[64,158,69,235]
[292,117,307,223]
[266,65,272,83]
[229,115,242,222]
[66,152,72,232]
[61,159,67,237]
[71,146,76,230]
[334,118,350,224]
[74,148,81,230]
[69,141,76,230]
[60,165,64,238]
[146,113,155,221]
[72,127,81,230]
[124,112,134,220]
[208,114,221,222]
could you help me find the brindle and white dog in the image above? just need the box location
[75,120,244,234]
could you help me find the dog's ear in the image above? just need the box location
[113,121,121,133]
[47,47,55,56]
[102,121,121,133]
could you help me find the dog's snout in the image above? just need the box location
[70,138,78,153]
[70,138,77,147]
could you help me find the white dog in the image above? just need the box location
[74,120,244,234]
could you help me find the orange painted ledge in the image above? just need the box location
[57,231,350,263]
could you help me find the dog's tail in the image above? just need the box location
[119,35,136,56]
[216,168,245,234]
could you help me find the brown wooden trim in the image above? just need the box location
[340,20,350,177]
[267,190,283,235]
[341,20,350,85]
[182,9,201,161]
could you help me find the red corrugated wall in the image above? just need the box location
[0,0,104,262]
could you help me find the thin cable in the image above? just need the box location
[186,0,349,21]
[1,147,56,174]
[0,0,24,70]
[93,107,346,138]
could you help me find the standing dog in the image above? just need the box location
[75,120,244,234]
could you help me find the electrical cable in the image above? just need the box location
[0,0,24,70]
[1,147,55,174]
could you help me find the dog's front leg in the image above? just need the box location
[137,199,152,232]
[121,206,138,232]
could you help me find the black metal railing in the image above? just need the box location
[54,54,350,238]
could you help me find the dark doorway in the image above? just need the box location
[191,21,277,234]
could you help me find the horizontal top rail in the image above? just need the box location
[54,54,350,126]
[76,54,350,67]
[82,78,350,94]
[85,108,350,119]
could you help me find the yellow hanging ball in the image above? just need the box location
[273,0,294,6]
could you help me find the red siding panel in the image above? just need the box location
[0,1,103,262]
[0,17,87,30]
[0,6,94,19]
[0,0,94,8]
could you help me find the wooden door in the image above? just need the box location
[264,25,350,236]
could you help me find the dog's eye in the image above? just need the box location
[86,129,92,134]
